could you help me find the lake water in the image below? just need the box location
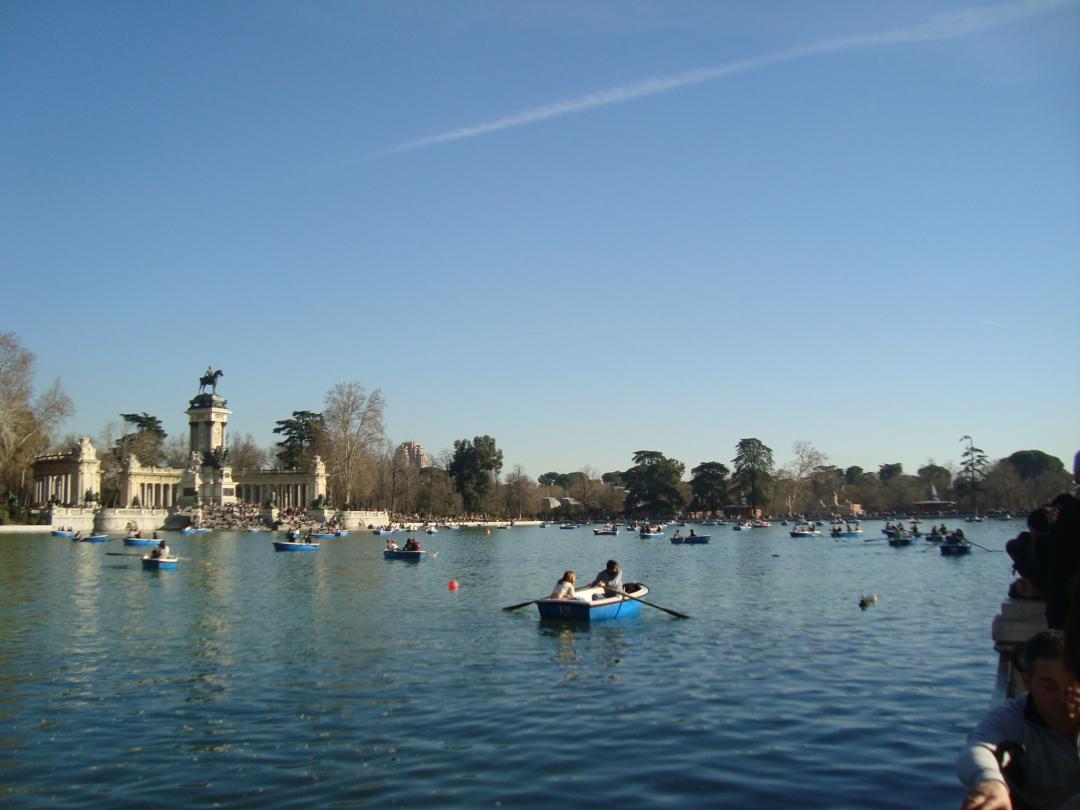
[0,520,1025,807]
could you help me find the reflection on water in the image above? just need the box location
[0,523,1022,807]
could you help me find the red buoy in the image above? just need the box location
[448,579,459,591]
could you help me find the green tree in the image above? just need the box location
[117,412,167,466]
[958,435,990,514]
[878,463,903,483]
[844,466,864,485]
[622,450,686,516]
[273,410,324,469]
[448,435,503,513]
[601,470,625,488]
[732,438,773,510]
[1003,450,1067,482]
[689,461,730,515]
[917,462,952,495]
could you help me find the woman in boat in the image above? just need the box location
[549,571,578,600]
[385,538,399,551]
[151,539,170,559]
[403,537,422,551]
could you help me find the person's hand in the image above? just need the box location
[1066,682,1080,721]
[961,779,1011,810]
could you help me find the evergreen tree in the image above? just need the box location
[449,435,503,513]
[689,462,730,514]
[732,438,774,510]
[622,450,685,516]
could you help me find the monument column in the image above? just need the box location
[178,367,236,508]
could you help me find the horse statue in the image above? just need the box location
[198,367,224,394]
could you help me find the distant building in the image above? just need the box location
[394,441,430,470]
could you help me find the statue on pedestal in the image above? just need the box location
[198,367,224,395]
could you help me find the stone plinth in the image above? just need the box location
[48,506,99,533]
[95,508,171,533]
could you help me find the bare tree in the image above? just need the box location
[0,334,74,502]
[229,432,268,473]
[787,440,827,515]
[322,382,386,506]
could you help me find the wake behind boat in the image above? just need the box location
[536,583,649,622]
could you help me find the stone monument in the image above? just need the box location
[177,367,237,508]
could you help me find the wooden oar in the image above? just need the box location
[106,552,143,557]
[503,599,539,612]
[964,539,1003,552]
[609,587,689,619]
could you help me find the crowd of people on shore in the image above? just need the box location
[200,502,264,531]
[955,451,1080,809]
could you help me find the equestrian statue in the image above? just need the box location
[199,367,224,394]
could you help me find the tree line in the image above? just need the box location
[0,331,1071,521]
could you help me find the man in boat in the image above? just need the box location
[150,539,171,559]
[957,630,1080,810]
[589,560,623,598]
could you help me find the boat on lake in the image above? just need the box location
[372,527,395,536]
[273,540,320,552]
[671,534,710,544]
[141,554,179,570]
[181,527,211,535]
[383,549,427,561]
[887,535,914,547]
[535,583,649,622]
[73,534,109,543]
[733,522,753,531]
[790,524,820,538]
[940,541,972,556]
[559,524,578,530]
[830,524,864,538]
[51,529,76,537]
[124,537,157,547]
[639,525,664,538]
[593,526,619,536]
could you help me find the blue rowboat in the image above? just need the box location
[141,555,178,570]
[790,529,820,538]
[372,529,395,536]
[334,530,349,537]
[536,583,649,622]
[124,537,158,547]
[593,528,619,536]
[273,540,320,552]
[887,536,914,547]
[51,530,76,537]
[940,543,972,556]
[73,534,109,543]
[671,534,711,544]
[181,527,211,535]
[383,549,427,561]
[559,524,578,530]
[311,533,336,540]
[831,530,863,538]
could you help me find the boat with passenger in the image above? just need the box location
[273,537,320,552]
[51,529,76,537]
[72,533,109,543]
[141,553,179,570]
[671,532,710,544]
[535,582,649,622]
[790,523,820,538]
[124,536,158,547]
[639,525,664,538]
[829,522,863,537]
[181,527,211,535]
[593,525,619,536]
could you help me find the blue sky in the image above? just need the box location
[3,0,1078,478]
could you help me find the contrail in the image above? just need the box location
[369,0,1076,158]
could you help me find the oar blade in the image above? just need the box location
[502,599,537,612]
